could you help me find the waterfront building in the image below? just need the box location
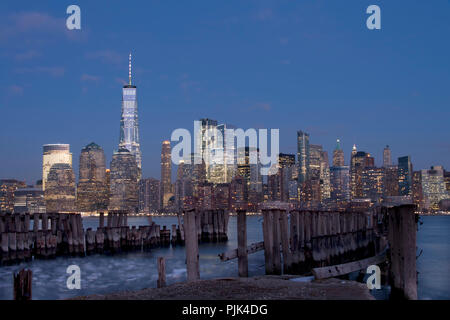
[139,178,161,213]
[108,148,139,213]
[411,171,424,211]
[76,143,109,213]
[383,165,399,197]
[230,175,245,211]
[0,179,27,213]
[119,53,142,173]
[350,149,374,199]
[13,188,46,214]
[160,140,173,209]
[398,156,413,196]
[42,144,72,190]
[421,166,450,211]
[362,167,384,202]
[320,150,331,201]
[330,165,350,203]
[237,147,262,211]
[44,163,76,212]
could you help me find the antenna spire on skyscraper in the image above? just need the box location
[128,52,132,85]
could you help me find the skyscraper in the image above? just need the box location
[196,118,219,182]
[76,143,109,213]
[398,156,413,196]
[421,166,449,211]
[350,150,374,199]
[44,163,76,212]
[139,178,161,213]
[119,53,142,173]
[383,145,392,167]
[109,148,139,213]
[160,140,172,208]
[333,139,345,167]
[42,144,72,191]
[297,130,310,183]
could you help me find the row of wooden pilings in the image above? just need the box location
[1,209,230,266]
[260,208,383,275]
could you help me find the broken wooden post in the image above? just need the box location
[388,204,417,300]
[184,209,199,282]
[13,269,32,300]
[157,256,166,288]
[272,209,282,275]
[237,209,248,277]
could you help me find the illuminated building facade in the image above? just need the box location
[42,144,72,191]
[139,178,161,213]
[383,145,392,167]
[333,139,345,167]
[398,156,413,196]
[119,53,142,173]
[297,130,310,183]
[160,140,173,209]
[44,163,76,212]
[421,166,449,211]
[0,179,27,213]
[76,143,109,213]
[109,148,139,213]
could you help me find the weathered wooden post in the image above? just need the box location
[157,257,166,288]
[99,212,104,229]
[13,269,32,300]
[237,209,248,277]
[262,209,274,274]
[280,210,292,274]
[272,209,282,275]
[184,209,200,282]
[388,204,417,300]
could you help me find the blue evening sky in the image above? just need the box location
[0,0,449,184]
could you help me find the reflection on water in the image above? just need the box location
[0,215,448,300]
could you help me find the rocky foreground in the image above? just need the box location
[73,275,374,300]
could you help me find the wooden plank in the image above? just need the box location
[279,210,292,274]
[312,252,387,280]
[218,241,264,261]
[262,210,273,274]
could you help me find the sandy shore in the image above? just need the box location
[73,275,374,300]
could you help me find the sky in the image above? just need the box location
[0,0,449,184]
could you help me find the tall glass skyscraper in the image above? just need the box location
[119,53,142,172]
[297,130,310,183]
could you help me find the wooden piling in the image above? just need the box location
[13,269,32,300]
[157,257,166,288]
[262,209,274,274]
[184,209,200,282]
[388,204,417,300]
[280,210,292,274]
[237,209,248,277]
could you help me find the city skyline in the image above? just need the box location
[1,1,450,183]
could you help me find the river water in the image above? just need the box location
[0,215,448,300]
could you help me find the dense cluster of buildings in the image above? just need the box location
[1,55,449,215]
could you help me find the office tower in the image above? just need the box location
[362,167,384,202]
[0,179,27,213]
[230,175,245,211]
[330,166,350,203]
[278,153,296,202]
[383,145,392,167]
[108,148,139,213]
[160,140,172,209]
[197,182,214,210]
[196,118,219,183]
[333,139,345,167]
[76,143,109,213]
[42,144,72,190]
[421,166,449,211]
[297,131,310,183]
[411,171,424,212]
[214,183,231,210]
[211,123,236,184]
[350,150,374,199]
[139,178,161,213]
[44,163,76,212]
[119,53,142,172]
[309,145,323,180]
[320,150,331,201]
[383,165,399,197]
[443,169,450,193]
[398,156,413,196]
[13,187,46,214]
[237,147,262,210]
